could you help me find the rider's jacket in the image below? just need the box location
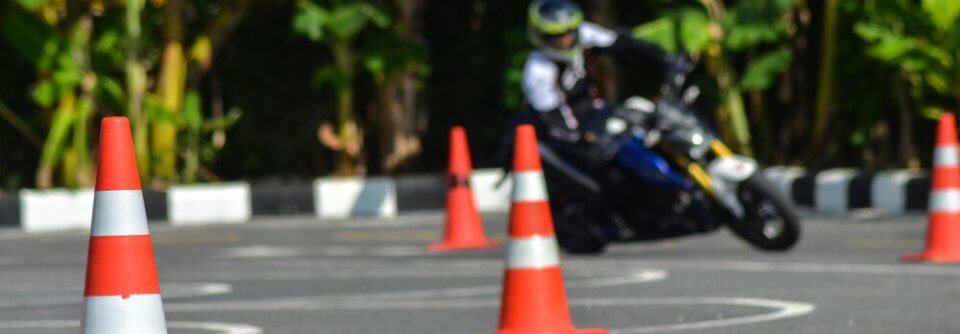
[522,21,670,142]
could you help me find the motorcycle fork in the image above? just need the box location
[671,140,735,197]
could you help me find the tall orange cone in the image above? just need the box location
[82,117,167,333]
[495,125,607,334]
[430,126,498,251]
[904,112,960,263]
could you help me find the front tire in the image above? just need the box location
[725,174,801,251]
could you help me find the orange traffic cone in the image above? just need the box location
[430,126,498,251]
[495,125,607,334]
[904,112,960,263]
[82,117,167,333]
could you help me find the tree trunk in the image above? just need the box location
[37,92,76,189]
[153,0,186,184]
[379,0,424,173]
[126,0,150,180]
[186,0,254,88]
[779,3,812,165]
[894,73,918,168]
[700,0,753,156]
[587,0,618,101]
[810,0,838,162]
[332,40,359,175]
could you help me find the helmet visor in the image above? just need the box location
[541,30,578,50]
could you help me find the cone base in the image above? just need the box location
[902,251,960,263]
[429,239,499,252]
[495,328,608,334]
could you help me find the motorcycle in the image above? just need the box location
[505,59,801,254]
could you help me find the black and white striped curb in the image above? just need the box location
[0,170,512,233]
[0,167,931,232]
[762,167,929,214]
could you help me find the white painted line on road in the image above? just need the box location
[0,320,262,333]
[165,270,668,312]
[0,281,232,298]
[166,321,263,334]
[598,259,960,276]
[608,297,814,333]
[371,246,428,257]
[566,270,668,288]
[165,296,812,334]
[0,282,232,308]
[220,245,301,258]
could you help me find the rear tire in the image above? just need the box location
[725,174,801,251]
[552,204,609,254]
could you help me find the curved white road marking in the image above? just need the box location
[165,270,667,312]
[167,321,264,334]
[588,297,814,333]
[166,297,811,333]
[0,320,262,333]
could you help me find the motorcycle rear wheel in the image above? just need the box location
[552,204,609,254]
[725,174,801,251]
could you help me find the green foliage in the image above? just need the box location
[633,1,798,157]
[0,6,60,69]
[0,7,84,110]
[501,29,528,110]
[856,0,960,118]
[632,8,710,55]
[362,33,429,82]
[14,0,53,10]
[180,89,242,183]
[724,0,796,51]
[293,0,389,42]
[741,47,793,91]
[633,17,677,54]
[292,1,328,41]
[922,0,960,32]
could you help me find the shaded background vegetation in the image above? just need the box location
[0,0,955,190]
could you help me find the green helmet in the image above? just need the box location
[528,0,584,62]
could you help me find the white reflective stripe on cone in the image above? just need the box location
[934,145,960,167]
[91,190,150,237]
[82,294,167,334]
[512,171,548,202]
[929,190,960,213]
[506,235,560,269]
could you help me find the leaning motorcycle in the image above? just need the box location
[513,60,800,254]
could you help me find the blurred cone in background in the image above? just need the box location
[495,125,607,334]
[82,117,167,333]
[429,126,498,251]
[904,112,960,263]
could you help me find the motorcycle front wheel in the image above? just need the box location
[725,174,801,251]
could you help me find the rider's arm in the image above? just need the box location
[523,54,581,142]
[579,21,671,67]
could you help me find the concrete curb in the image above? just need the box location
[0,167,931,232]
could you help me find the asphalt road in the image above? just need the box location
[0,211,958,333]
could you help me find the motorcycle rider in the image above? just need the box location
[521,0,701,249]
[523,0,678,177]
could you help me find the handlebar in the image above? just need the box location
[659,56,695,100]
